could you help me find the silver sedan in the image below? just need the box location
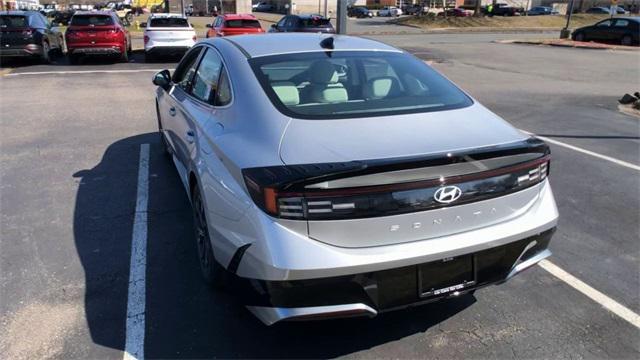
[152,34,558,325]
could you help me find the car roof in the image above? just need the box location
[618,16,640,21]
[73,11,114,16]
[295,14,328,19]
[0,10,37,16]
[150,12,187,18]
[221,13,257,20]
[218,33,401,58]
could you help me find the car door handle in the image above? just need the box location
[185,130,195,144]
[169,107,176,116]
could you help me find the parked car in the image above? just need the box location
[485,3,523,16]
[378,6,403,17]
[438,8,472,17]
[585,7,610,14]
[206,13,264,37]
[402,4,425,15]
[527,6,558,16]
[143,13,196,62]
[610,5,629,14]
[0,10,65,63]
[65,11,131,64]
[572,17,639,46]
[270,14,334,33]
[253,2,275,12]
[52,9,75,25]
[152,33,558,325]
[348,6,374,18]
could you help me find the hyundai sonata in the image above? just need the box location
[152,34,558,325]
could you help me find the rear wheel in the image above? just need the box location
[120,43,129,62]
[191,185,226,287]
[621,35,632,46]
[41,41,50,64]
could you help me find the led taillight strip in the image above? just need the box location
[273,155,551,200]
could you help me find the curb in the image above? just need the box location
[496,39,639,51]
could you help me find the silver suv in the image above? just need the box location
[152,34,558,325]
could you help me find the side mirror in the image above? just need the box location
[152,70,171,90]
[140,22,146,28]
[206,23,212,28]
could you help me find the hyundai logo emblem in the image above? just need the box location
[434,186,463,204]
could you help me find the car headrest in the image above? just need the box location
[365,76,401,99]
[272,82,300,106]
[309,60,339,84]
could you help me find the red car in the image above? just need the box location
[65,11,131,64]
[205,14,264,37]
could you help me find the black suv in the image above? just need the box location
[270,14,335,33]
[348,7,374,18]
[0,10,65,63]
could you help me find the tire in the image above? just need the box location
[191,185,226,287]
[68,53,79,65]
[125,12,133,24]
[574,32,585,42]
[144,51,153,63]
[120,43,129,62]
[41,40,50,64]
[621,35,632,46]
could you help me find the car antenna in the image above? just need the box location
[320,36,334,57]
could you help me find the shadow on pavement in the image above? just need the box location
[73,133,476,358]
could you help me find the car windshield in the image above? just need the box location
[250,51,473,120]
[225,19,261,28]
[149,17,189,27]
[300,17,331,28]
[0,15,28,28]
[70,15,113,26]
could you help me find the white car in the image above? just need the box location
[143,13,196,62]
[378,6,403,17]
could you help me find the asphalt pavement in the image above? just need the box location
[0,31,639,359]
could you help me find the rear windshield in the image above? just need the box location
[0,15,28,29]
[149,17,189,27]
[224,19,261,28]
[300,17,331,28]
[70,15,114,26]
[250,51,473,120]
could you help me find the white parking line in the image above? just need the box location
[123,144,150,360]
[521,130,640,172]
[4,69,167,76]
[539,260,640,329]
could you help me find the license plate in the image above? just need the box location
[418,255,476,298]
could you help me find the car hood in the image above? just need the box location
[279,102,528,165]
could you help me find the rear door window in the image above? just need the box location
[300,17,330,28]
[224,19,261,28]
[613,19,629,27]
[0,15,28,28]
[149,17,189,27]
[70,15,114,26]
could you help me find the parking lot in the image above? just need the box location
[1,29,639,359]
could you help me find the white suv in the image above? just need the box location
[378,6,403,17]
[143,13,196,62]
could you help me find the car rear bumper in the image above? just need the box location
[229,179,557,282]
[144,45,191,56]
[144,39,194,53]
[68,44,123,55]
[240,228,554,325]
[0,44,43,57]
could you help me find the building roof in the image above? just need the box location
[220,33,401,58]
